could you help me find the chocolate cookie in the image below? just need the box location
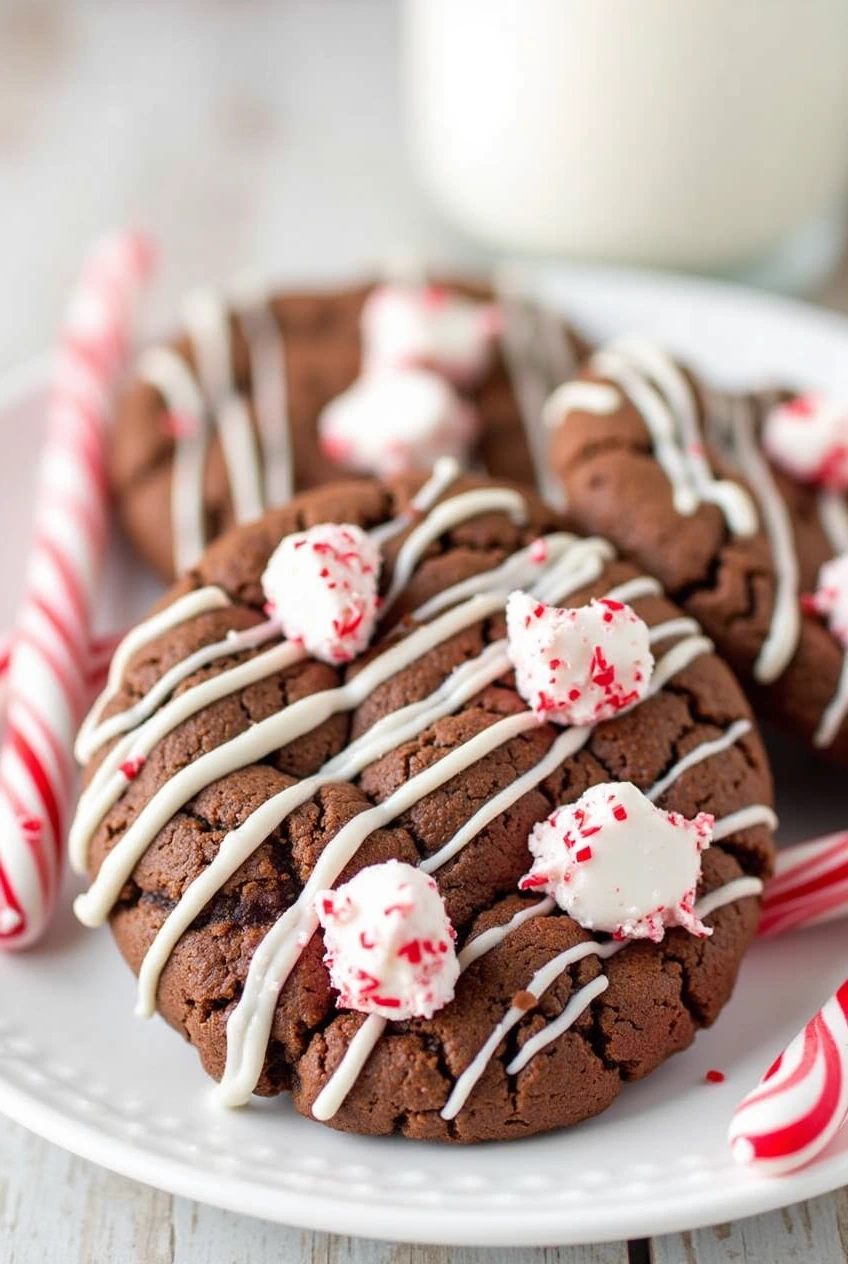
[71,468,774,1143]
[110,275,586,579]
[547,339,848,768]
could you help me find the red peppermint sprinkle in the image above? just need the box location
[161,409,197,439]
[119,755,145,781]
[785,394,816,418]
[397,939,423,964]
[705,1069,725,1084]
[612,804,628,822]
[574,845,593,863]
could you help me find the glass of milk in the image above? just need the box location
[403,0,848,283]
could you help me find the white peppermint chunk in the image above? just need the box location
[506,592,653,726]
[318,367,478,478]
[361,283,501,386]
[316,860,459,1020]
[809,552,848,647]
[520,782,713,942]
[764,392,848,491]
[261,522,381,663]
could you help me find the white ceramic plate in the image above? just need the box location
[1,266,848,1247]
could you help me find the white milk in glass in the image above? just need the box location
[404,0,848,271]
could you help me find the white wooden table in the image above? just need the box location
[1,3,847,1260]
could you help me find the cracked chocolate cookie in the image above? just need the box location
[110,275,585,579]
[71,467,774,1143]
[547,338,848,768]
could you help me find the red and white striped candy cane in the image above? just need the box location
[0,233,152,948]
[730,980,848,1175]
[759,830,848,939]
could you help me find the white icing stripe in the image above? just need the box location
[496,284,577,508]
[381,487,528,614]
[648,635,713,692]
[137,347,208,574]
[237,301,293,507]
[69,638,306,876]
[419,726,592,875]
[458,898,556,970]
[369,457,462,549]
[646,718,752,804]
[74,586,231,765]
[695,874,764,921]
[592,350,699,518]
[218,709,543,1106]
[608,338,758,537]
[815,655,848,748]
[711,805,778,841]
[542,380,620,431]
[818,490,848,554]
[648,616,701,644]
[411,534,572,624]
[78,617,279,764]
[311,1015,388,1121]
[728,398,800,683]
[215,394,264,525]
[441,937,617,1120]
[184,292,265,527]
[441,869,765,1118]
[603,576,662,605]
[312,896,556,1121]
[506,975,610,1075]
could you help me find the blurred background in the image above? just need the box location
[3,0,848,376]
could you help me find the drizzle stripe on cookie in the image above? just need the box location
[441,873,764,1119]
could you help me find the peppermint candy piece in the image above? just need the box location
[316,860,459,1021]
[261,523,381,664]
[806,553,848,647]
[519,781,714,942]
[318,367,478,478]
[505,592,654,726]
[361,283,501,387]
[764,392,848,492]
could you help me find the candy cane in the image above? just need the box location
[0,233,152,948]
[730,980,848,1175]
[759,830,848,938]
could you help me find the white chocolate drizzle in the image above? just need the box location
[237,299,292,507]
[219,626,713,1108]
[591,343,757,532]
[441,871,765,1120]
[819,491,848,554]
[709,394,801,684]
[496,274,581,509]
[815,656,848,748]
[137,346,208,575]
[72,477,771,1120]
[138,290,291,575]
[646,718,752,803]
[380,487,527,615]
[75,587,231,765]
[311,895,556,1121]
